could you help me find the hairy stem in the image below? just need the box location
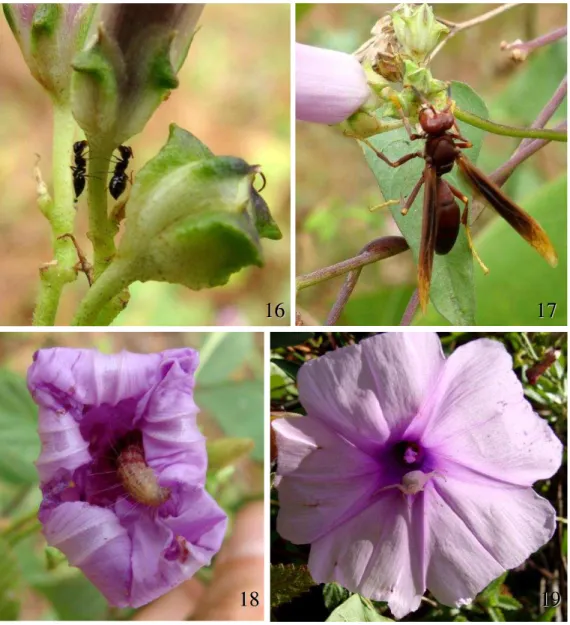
[455,107,567,142]
[33,103,78,326]
[72,256,134,325]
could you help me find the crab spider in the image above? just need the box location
[378,470,446,496]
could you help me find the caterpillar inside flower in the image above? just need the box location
[115,431,171,507]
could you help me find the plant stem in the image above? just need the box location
[296,236,408,291]
[400,289,420,326]
[72,256,134,325]
[455,107,567,142]
[33,102,78,326]
[501,25,567,57]
[87,143,118,279]
[429,3,520,62]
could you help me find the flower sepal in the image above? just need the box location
[72,5,203,147]
[115,124,280,290]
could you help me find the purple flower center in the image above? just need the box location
[394,440,424,467]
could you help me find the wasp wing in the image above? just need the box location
[417,165,438,312]
[457,154,558,267]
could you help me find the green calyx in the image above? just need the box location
[391,3,448,63]
[115,124,281,290]
[71,20,192,147]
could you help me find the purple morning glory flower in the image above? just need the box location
[28,347,227,608]
[273,333,562,619]
[296,43,371,124]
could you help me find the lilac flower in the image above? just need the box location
[296,43,371,124]
[28,347,227,608]
[273,333,562,619]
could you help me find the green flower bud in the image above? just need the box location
[401,60,448,99]
[391,3,448,64]
[3,4,96,104]
[71,5,203,148]
[116,124,281,290]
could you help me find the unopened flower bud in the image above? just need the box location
[296,43,372,124]
[391,3,448,64]
[72,5,204,148]
[116,124,281,290]
[3,4,96,104]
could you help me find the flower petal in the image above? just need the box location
[410,339,562,484]
[308,492,424,619]
[139,355,205,474]
[296,43,371,124]
[425,478,556,607]
[273,417,381,544]
[36,407,91,483]
[42,502,132,607]
[29,348,199,409]
[297,333,444,451]
[123,479,227,607]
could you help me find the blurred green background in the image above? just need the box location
[0,331,263,619]
[0,4,290,326]
[296,4,566,326]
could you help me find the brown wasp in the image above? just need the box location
[362,94,558,312]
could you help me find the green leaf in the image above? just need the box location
[417,175,567,324]
[362,81,487,324]
[0,369,39,485]
[326,594,394,622]
[323,583,352,611]
[538,606,558,621]
[270,563,317,608]
[270,333,314,349]
[207,437,254,470]
[495,595,522,611]
[487,606,505,622]
[196,380,263,461]
[0,536,21,619]
[339,285,416,325]
[34,574,108,620]
[271,358,302,382]
[479,572,508,604]
[197,332,255,385]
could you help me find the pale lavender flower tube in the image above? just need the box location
[296,43,371,124]
[28,348,227,608]
[273,333,562,619]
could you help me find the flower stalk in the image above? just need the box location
[33,102,79,326]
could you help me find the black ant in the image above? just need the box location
[71,140,88,201]
[109,145,133,200]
